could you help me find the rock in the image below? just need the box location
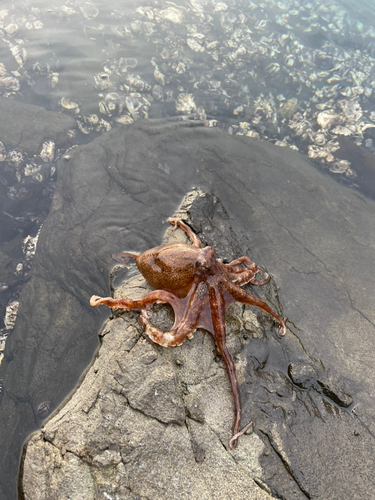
[0,97,77,335]
[288,362,353,407]
[316,372,353,408]
[0,118,375,499]
[288,362,318,388]
[115,336,185,425]
[20,188,374,500]
[21,311,273,500]
[184,394,205,423]
[335,136,375,200]
[0,97,75,156]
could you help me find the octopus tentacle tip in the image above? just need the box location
[278,318,287,336]
[229,421,254,450]
[113,251,138,263]
[90,295,101,306]
[263,271,270,282]
[228,439,238,450]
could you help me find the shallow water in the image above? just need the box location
[1,0,375,201]
[1,0,375,498]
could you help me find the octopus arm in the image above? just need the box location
[168,217,202,248]
[222,281,286,336]
[208,283,242,449]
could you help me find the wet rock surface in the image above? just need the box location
[288,362,353,407]
[0,98,77,380]
[0,118,374,498]
[0,97,75,156]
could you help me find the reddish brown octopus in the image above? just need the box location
[90,218,286,449]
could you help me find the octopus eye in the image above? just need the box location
[196,255,211,270]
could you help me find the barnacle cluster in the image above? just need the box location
[1,0,375,171]
[0,140,57,199]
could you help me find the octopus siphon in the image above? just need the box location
[90,218,286,449]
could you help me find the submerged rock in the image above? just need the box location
[0,97,75,156]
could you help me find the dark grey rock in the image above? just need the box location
[0,97,75,156]
[316,372,353,408]
[288,362,353,407]
[184,394,205,423]
[0,118,374,499]
[0,97,77,331]
[115,337,185,425]
[288,362,318,389]
[21,304,272,500]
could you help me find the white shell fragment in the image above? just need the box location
[4,301,19,330]
[158,7,184,25]
[115,115,133,125]
[60,97,79,111]
[317,111,341,129]
[329,159,352,174]
[175,93,196,113]
[0,141,6,161]
[40,141,55,162]
[79,0,99,20]
[331,126,352,136]
[187,38,205,52]
[5,24,18,35]
[154,68,165,85]
[10,45,27,68]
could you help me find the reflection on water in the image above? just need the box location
[1,0,375,172]
[1,0,375,498]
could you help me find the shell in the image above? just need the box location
[175,93,196,113]
[330,126,352,136]
[158,7,184,25]
[36,401,51,418]
[79,0,99,20]
[154,68,166,86]
[187,38,204,52]
[317,110,342,129]
[0,141,6,161]
[116,115,133,125]
[60,97,79,110]
[329,159,351,174]
[94,72,113,91]
[40,141,55,162]
[4,301,19,330]
[5,23,18,35]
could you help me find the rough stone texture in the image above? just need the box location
[21,310,272,500]
[1,118,375,498]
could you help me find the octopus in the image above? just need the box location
[90,218,286,449]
